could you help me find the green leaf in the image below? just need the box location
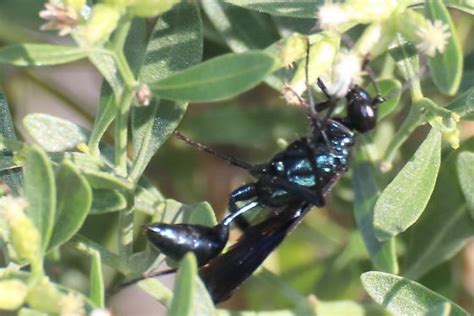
[0,91,22,193]
[0,44,87,66]
[89,250,104,307]
[133,177,164,215]
[129,1,203,181]
[374,129,441,241]
[425,0,463,95]
[48,160,92,250]
[445,0,474,15]
[389,37,422,99]
[457,151,474,218]
[150,51,276,102]
[137,278,172,307]
[23,114,89,152]
[352,147,398,273]
[50,152,133,191]
[193,274,215,315]
[88,18,147,155]
[202,0,280,53]
[90,189,126,214]
[361,271,469,316]
[224,0,324,18]
[403,138,474,279]
[23,146,56,251]
[169,253,197,316]
[156,200,217,226]
[446,87,474,120]
[366,79,402,120]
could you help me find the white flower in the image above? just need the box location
[317,3,348,31]
[323,52,363,97]
[416,20,450,57]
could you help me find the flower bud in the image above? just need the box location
[26,277,63,314]
[0,197,40,262]
[83,4,120,45]
[0,279,27,310]
[59,292,85,316]
[128,0,180,18]
[287,32,339,96]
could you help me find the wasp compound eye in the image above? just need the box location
[145,223,229,266]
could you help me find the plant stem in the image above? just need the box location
[114,90,134,176]
[118,192,134,260]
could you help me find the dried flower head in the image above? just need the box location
[282,82,306,106]
[415,20,450,57]
[317,3,348,31]
[39,2,79,36]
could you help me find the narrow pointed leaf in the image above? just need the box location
[169,253,197,316]
[23,114,89,152]
[403,138,474,279]
[48,161,92,250]
[224,0,323,18]
[0,44,87,66]
[456,151,474,218]
[130,1,203,181]
[425,0,463,95]
[23,146,56,251]
[353,147,398,273]
[374,129,441,241]
[150,51,276,102]
[90,251,104,307]
[361,271,469,316]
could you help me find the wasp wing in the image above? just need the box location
[198,202,311,303]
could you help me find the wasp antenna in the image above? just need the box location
[174,130,254,171]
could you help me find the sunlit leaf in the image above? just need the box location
[24,146,56,251]
[403,138,474,279]
[48,160,92,250]
[361,271,469,316]
[0,44,86,66]
[23,114,89,152]
[374,129,441,241]
[150,51,276,102]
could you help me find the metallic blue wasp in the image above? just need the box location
[139,44,386,303]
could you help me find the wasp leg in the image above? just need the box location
[228,183,258,230]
